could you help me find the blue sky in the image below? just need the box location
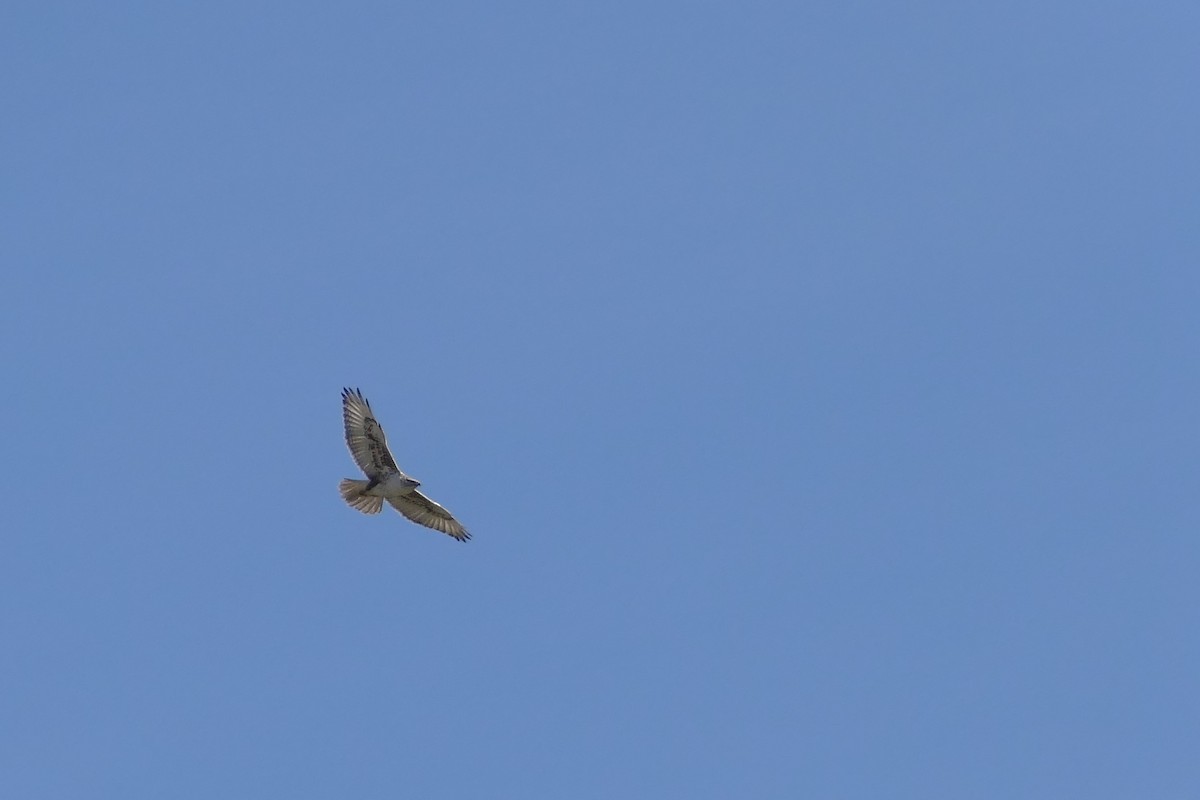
[2,1,1198,797]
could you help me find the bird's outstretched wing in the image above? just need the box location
[342,387,400,477]
[387,491,471,541]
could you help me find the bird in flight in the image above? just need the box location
[338,387,471,541]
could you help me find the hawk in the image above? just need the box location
[338,387,471,541]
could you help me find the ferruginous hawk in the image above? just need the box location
[338,387,470,541]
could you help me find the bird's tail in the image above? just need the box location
[340,478,384,514]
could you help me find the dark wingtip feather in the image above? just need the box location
[342,387,370,407]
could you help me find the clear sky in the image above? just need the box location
[2,2,1198,797]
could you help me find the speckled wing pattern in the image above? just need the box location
[387,492,470,540]
[340,387,471,542]
[342,387,400,478]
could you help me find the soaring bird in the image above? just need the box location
[338,388,470,541]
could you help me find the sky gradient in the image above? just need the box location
[3,2,1198,797]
